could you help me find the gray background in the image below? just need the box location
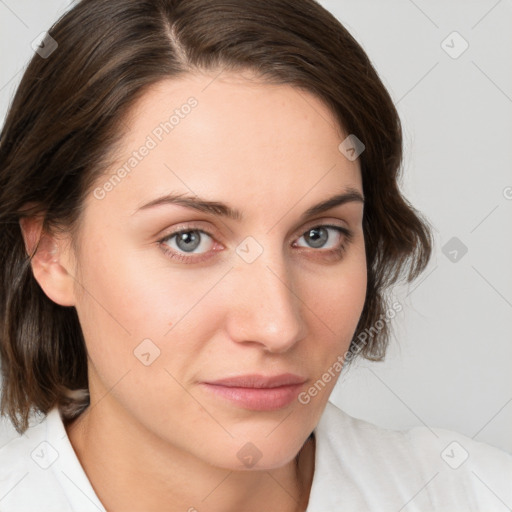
[0,0,511,453]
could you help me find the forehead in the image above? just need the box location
[86,72,362,221]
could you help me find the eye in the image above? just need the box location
[159,228,217,263]
[294,225,349,250]
[157,223,353,264]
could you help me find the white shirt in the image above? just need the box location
[1,400,511,511]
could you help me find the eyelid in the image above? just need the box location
[157,221,219,241]
[156,219,354,268]
[157,217,351,244]
[296,218,350,236]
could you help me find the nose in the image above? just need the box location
[224,246,307,353]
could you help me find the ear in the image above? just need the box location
[19,215,77,307]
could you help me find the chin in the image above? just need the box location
[200,428,310,472]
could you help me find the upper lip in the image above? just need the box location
[204,373,307,389]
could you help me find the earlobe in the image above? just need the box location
[19,216,77,307]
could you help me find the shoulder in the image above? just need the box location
[308,401,512,511]
[0,410,68,511]
[0,408,104,512]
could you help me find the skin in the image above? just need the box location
[21,71,367,512]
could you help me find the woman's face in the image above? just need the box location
[69,71,367,469]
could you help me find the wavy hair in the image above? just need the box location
[0,0,432,433]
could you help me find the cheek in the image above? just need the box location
[322,263,366,314]
[73,237,223,374]
[73,224,366,391]
[304,243,367,327]
[298,244,367,361]
[69,226,368,469]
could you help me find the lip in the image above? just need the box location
[201,373,307,411]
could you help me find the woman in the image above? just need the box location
[0,0,510,511]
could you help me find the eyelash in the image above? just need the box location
[157,223,353,264]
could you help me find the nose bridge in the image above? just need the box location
[227,238,306,351]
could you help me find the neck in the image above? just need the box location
[65,396,315,512]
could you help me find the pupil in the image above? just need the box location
[307,228,327,249]
[177,231,200,252]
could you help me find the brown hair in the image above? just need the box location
[0,0,432,433]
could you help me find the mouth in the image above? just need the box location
[200,373,307,411]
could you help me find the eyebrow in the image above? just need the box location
[133,187,364,222]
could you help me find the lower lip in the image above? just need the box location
[201,383,304,411]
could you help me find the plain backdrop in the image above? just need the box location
[0,0,511,454]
